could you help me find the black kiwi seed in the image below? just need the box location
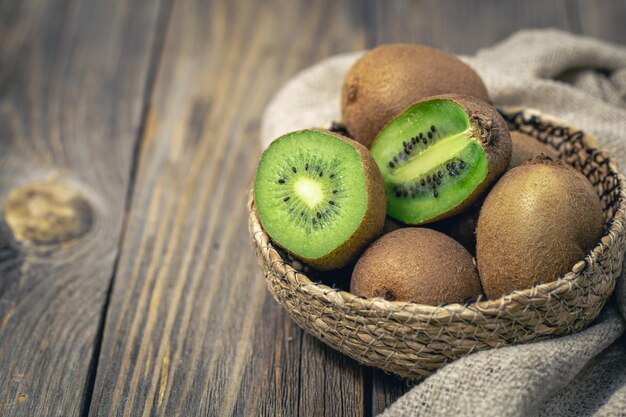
[329,200,335,205]
[319,171,323,177]
[411,137,417,145]
[459,161,465,169]
[284,196,290,202]
[300,211,304,216]
[420,178,426,186]
[427,176,431,183]
[389,161,395,168]
[404,148,411,155]
[395,190,402,197]
[446,163,451,170]
[312,218,317,224]
[305,163,309,170]
[278,178,285,184]
[317,212,321,219]
[330,173,335,178]
[292,166,297,173]
[333,189,338,194]
[393,156,398,163]
[438,171,443,178]
[422,137,427,144]
[434,190,439,198]
[451,162,457,169]
[431,125,436,132]
[428,131,433,139]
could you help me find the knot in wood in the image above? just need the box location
[4,181,93,246]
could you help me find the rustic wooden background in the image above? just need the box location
[0,0,624,416]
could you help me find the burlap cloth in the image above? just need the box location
[259,29,626,416]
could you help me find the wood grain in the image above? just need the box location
[576,0,626,45]
[87,1,626,416]
[372,0,574,54]
[88,1,370,416]
[2,0,625,416]
[0,0,163,416]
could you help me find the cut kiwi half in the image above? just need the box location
[254,129,386,270]
[341,43,490,148]
[370,94,511,225]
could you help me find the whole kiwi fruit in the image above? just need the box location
[254,129,386,270]
[476,156,604,299]
[508,131,559,170]
[341,44,490,148]
[351,228,482,305]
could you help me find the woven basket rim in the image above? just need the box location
[250,107,626,316]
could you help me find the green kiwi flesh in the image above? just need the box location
[254,129,386,270]
[341,43,490,148]
[371,96,510,224]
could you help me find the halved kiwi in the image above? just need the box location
[370,94,511,225]
[254,129,386,270]
[341,44,490,148]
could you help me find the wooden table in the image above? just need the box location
[1,1,624,415]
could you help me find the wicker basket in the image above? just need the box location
[248,108,626,380]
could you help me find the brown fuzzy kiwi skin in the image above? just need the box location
[508,131,559,170]
[351,228,482,305]
[476,156,605,299]
[341,44,490,148]
[388,94,511,224]
[265,129,387,271]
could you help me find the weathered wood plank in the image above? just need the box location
[371,371,412,416]
[372,0,573,55]
[81,0,626,416]
[0,0,163,416]
[576,0,626,45]
[87,0,371,416]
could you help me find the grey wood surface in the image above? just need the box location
[0,0,163,416]
[0,1,624,416]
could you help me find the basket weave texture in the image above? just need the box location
[248,108,626,380]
